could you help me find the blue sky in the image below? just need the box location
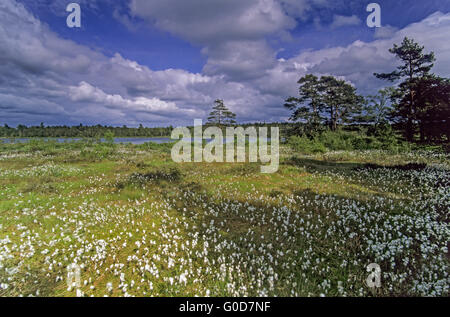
[1,0,450,127]
[19,1,208,72]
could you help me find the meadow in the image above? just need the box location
[0,139,448,297]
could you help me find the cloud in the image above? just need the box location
[0,0,209,126]
[113,8,139,32]
[129,0,298,82]
[330,14,362,29]
[202,40,278,81]
[1,0,450,127]
[0,93,66,116]
[289,12,450,93]
[129,0,296,44]
[374,25,400,39]
[68,81,190,116]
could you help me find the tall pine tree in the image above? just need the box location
[320,76,364,131]
[374,37,435,141]
[207,99,236,127]
[412,75,450,142]
[285,75,363,133]
[284,74,324,135]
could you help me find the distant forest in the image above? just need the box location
[0,121,369,139]
[0,122,297,139]
[0,123,174,138]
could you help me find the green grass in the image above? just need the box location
[0,141,448,297]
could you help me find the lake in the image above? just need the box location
[0,137,278,145]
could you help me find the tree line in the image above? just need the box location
[0,123,173,138]
[284,37,449,143]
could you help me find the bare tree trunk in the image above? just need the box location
[330,106,334,131]
[407,62,414,142]
[419,120,425,143]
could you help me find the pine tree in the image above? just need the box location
[357,88,394,128]
[285,75,363,132]
[412,75,450,142]
[374,37,435,141]
[207,99,236,127]
[321,76,364,131]
[284,74,324,135]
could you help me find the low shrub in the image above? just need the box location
[289,129,416,153]
[318,130,354,151]
[288,136,327,154]
[80,144,117,161]
[137,141,174,153]
[118,167,182,188]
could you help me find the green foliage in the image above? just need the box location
[207,99,237,126]
[284,74,323,134]
[288,129,413,153]
[137,141,174,153]
[374,37,435,83]
[285,74,364,132]
[80,144,117,161]
[285,37,448,145]
[288,135,327,154]
[357,88,394,127]
[318,130,355,151]
[0,124,173,138]
[118,167,182,188]
[374,37,437,142]
[412,76,450,143]
[104,130,115,145]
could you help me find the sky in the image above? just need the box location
[1,0,450,127]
